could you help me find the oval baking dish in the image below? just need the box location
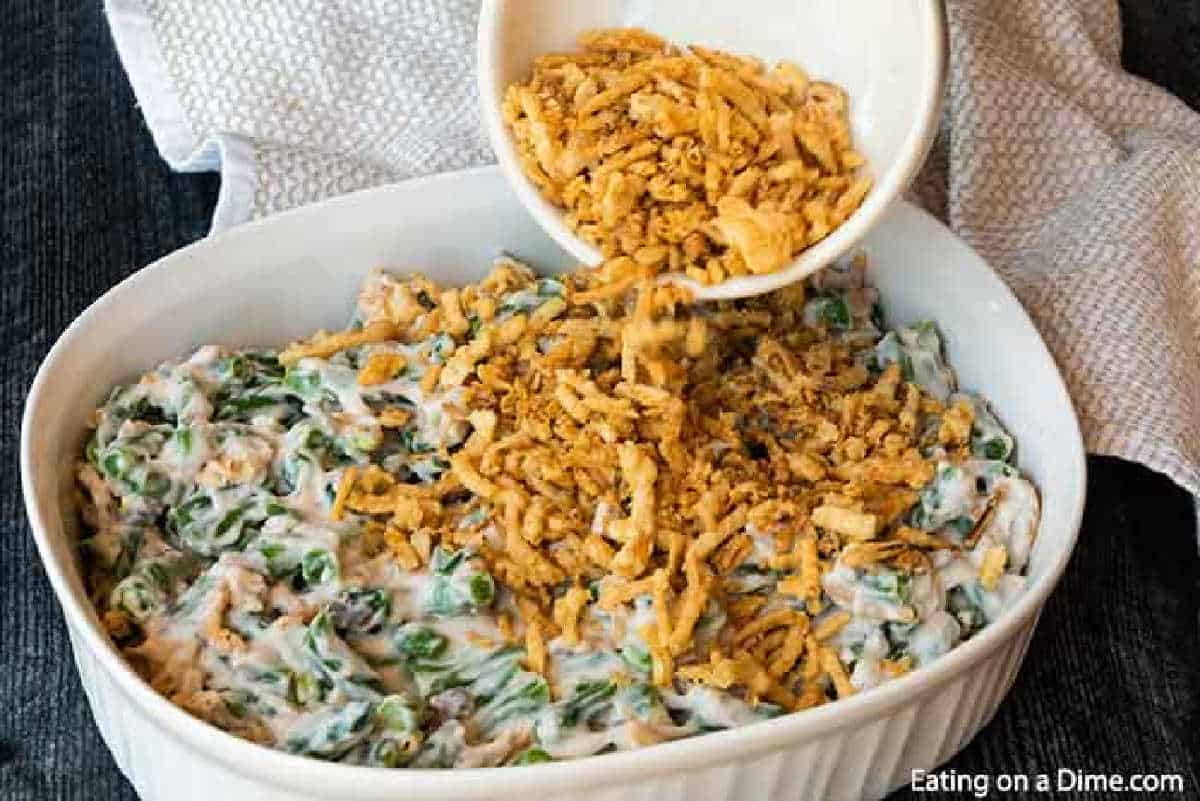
[22,166,1084,801]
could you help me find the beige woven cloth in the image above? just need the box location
[108,0,1200,492]
[911,0,1200,494]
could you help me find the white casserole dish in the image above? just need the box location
[21,166,1085,801]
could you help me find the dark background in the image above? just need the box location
[2,2,1198,799]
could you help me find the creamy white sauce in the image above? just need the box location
[76,260,1039,769]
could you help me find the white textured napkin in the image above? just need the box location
[107,0,1200,494]
[106,0,494,229]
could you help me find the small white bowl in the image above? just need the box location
[477,0,946,300]
[23,167,1083,801]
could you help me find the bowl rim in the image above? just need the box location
[21,168,1086,799]
[475,0,948,300]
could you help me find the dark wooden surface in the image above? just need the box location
[0,2,1197,799]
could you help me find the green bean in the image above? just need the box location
[619,643,652,676]
[396,625,449,660]
[285,701,375,759]
[473,674,550,734]
[376,694,422,734]
[819,296,850,328]
[167,488,278,557]
[300,549,338,587]
[512,747,551,765]
[302,609,385,700]
[860,570,911,605]
[110,549,192,621]
[427,333,456,364]
[948,586,987,638]
[110,571,167,621]
[421,548,496,618]
[328,587,391,633]
[614,682,673,727]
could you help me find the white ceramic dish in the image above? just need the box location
[477,0,946,301]
[22,166,1084,801]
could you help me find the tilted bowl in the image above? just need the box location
[477,0,947,300]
